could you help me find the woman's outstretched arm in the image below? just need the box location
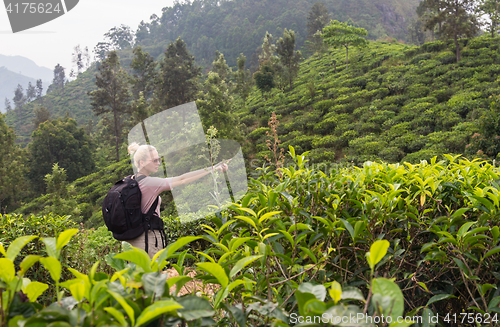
[169,162,229,188]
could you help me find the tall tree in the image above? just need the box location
[88,51,130,162]
[408,18,428,45]
[322,20,368,69]
[234,54,253,106]
[105,25,134,50]
[72,45,84,75]
[197,71,241,140]
[478,0,500,37]
[28,117,95,193]
[4,98,12,112]
[0,113,26,211]
[306,2,330,53]
[212,51,231,82]
[26,82,36,102]
[258,32,276,65]
[156,37,201,110]
[35,79,43,102]
[130,46,157,100]
[253,62,275,99]
[49,64,66,92]
[276,29,302,91]
[419,0,479,62]
[32,106,51,129]
[417,0,445,39]
[13,84,26,112]
[94,42,110,62]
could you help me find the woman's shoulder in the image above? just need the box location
[139,176,172,190]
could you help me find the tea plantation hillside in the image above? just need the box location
[241,36,500,164]
[4,67,97,146]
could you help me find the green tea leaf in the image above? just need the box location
[108,290,135,326]
[367,240,390,270]
[114,249,152,273]
[104,307,127,327]
[39,257,62,282]
[69,281,85,302]
[298,283,326,301]
[0,258,15,282]
[197,262,228,288]
[339,219,355,240]
[484,246,500,259]
[259,211,281,224]
[142,272,167,299]
[229,255,262,278]
[372,277,404,321]
[236,207,257,217]
[24,281,48,302]
[329,281,342,304]
[234,215,257,229]
[178,296,214,320]
[155,236,202,264]
[426,293,456,306]
[458,222,476,238]
[299,247,318,264]
[19,255,41,277]
[341,286,365,302]
[41,237,58,259]
[6,236,37,261]
[56,229,78,251]
[166,276,192,296]
[135,300,183,327]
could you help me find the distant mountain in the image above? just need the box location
[0,54,53,81]
[0,54,52,113]
[0,67,36,113]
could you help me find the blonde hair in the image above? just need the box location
[127,142,157,168]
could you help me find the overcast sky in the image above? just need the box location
[0,0,175,71]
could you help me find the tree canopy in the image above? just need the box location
[0,113,26,211]
[322,20,368,68]
[88,51,130,162]
[156,37,201,110]
[28,117,94,193]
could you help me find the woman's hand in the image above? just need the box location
[214,159,231,173]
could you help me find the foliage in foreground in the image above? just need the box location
[2,149,500,326]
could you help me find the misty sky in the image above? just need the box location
[0,0,175,71]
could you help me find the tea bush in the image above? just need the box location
[3,148,500,326]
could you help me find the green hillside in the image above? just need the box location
[242,37,500,164]
[4,67,97,145]
[11,36,500,222]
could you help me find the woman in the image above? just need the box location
[127,142,229,258]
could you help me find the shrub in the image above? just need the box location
[420,40,447,52]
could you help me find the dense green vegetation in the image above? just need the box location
[2,0,500,324]
[133,0,419,68]
[2,150,500,325]
[4,68,97,145]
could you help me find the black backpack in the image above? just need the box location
[102,175,166,253]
